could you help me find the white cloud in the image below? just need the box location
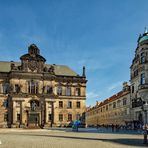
[86,91,100,99]
[107,81,123,91]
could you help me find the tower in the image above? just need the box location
[130,28,148,124]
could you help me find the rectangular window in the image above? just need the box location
[106,105,108,111]
[68,114,72,121]
[67,101,72,108]
[47,86,52,94]
[17,113,20,122]
[4,113,8,122]
[117,100,121,107]
[3,100,8,108]
[48,114,52,121]
[15,84,20,93]
[76,101,81,108]
[59,114,63,121]
[132,85,134,93]
[113,102,116,108]
[141,52,145,64]
[75,88,81,96]
[3,83,9,94]
[59,101,63,108]
[57,86,62,95]
[123,98,127,106]
[28,81,38,94]
[141,73,145,84]
[66,87,71,96]
[76,114,80,120]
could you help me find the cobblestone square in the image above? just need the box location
[0,128,147,148]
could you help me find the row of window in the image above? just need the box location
[88,98,127,116]
[11,113,81,122]
[48,113,81,122]
[59,101,81,108]
[57,86,81,96]
[2,82,82,96]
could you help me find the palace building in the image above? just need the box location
[86,28,148,128]
[86,82,131,126]
[130,28,148,126]
[0,44,87,128]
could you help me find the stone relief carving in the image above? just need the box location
[28,60,37,72]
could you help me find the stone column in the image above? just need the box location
[20,101,22,125]
[51,101,54,125]
[12,101,16,126]
[45,101,48,124]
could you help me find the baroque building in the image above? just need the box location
[130,28,148,126]
[0,44,87,128]
[86,82,131,126]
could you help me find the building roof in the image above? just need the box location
[87,89,130,112]
[138,28,148,43]
[0,61,78,77]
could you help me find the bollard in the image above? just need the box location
[143,130,147,144]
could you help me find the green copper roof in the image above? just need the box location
[139,35,148,43]
[0,61,78,77]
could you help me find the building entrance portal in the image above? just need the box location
[28,113,40,127]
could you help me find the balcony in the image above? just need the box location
[138,83,148,90]
[132,98,143,108]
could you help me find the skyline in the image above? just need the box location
[0,0,148,106]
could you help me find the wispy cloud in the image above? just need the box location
[86,91,100,99]
[107,81,123,91]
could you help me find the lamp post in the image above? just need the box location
[41,101,44,128]
[142,101,148,144]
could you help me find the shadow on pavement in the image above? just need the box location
[2,132,147,147]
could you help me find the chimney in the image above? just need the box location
[82,66,86,77]
[123,82,128,91]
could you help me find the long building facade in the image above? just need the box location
[0,44,87,128]
[86,82,131,126]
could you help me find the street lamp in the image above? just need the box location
[142,100,148,144]
[138,87,148,144]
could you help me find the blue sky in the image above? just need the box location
[0,0,148,106]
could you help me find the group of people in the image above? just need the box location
[96,124,125,132]
[95,124,148,133]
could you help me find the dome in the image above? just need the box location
[139,34,148,43]
[139,27,148,43]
